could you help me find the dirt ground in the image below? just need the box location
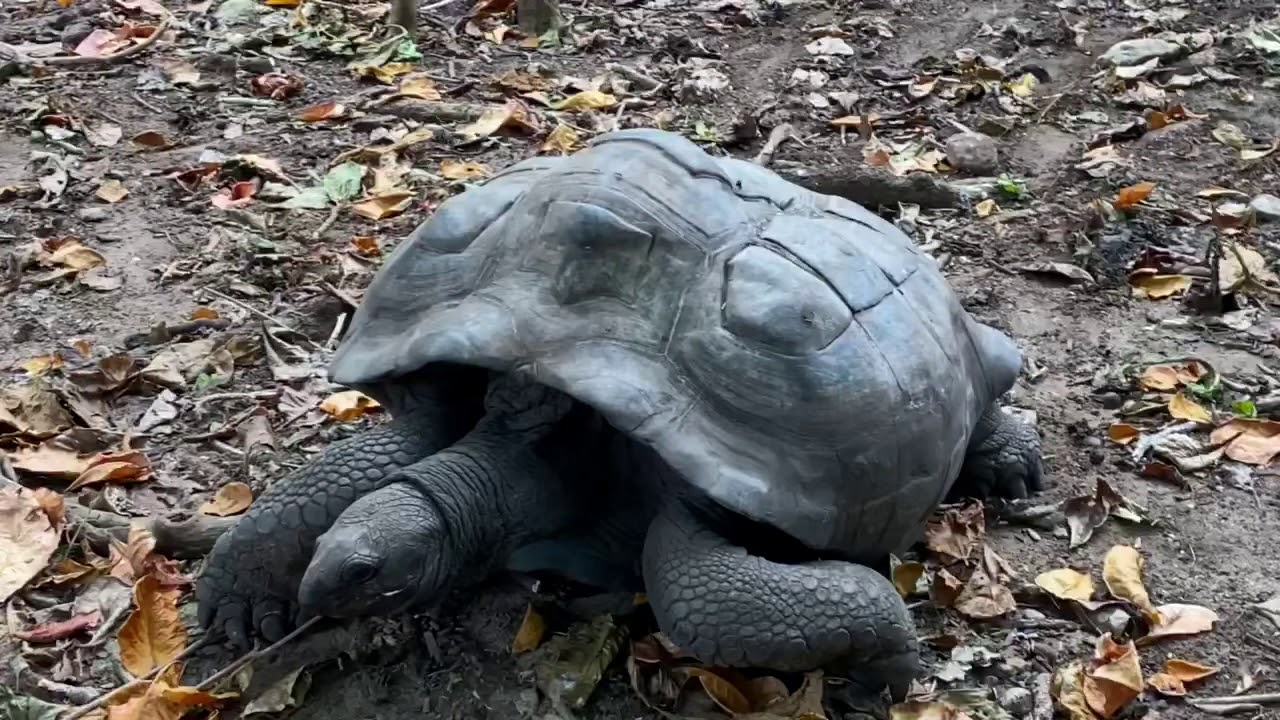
[3,0,1280,718]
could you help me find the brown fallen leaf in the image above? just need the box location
[1084,636,1143,718]
[1139,361,1206,391]
[210,180,259,210]
[107,679,237,720]
[96,179,129,203]
[21,353,64,376]
[397,75,442,100]
[1018,261,1094,284]
[67,449,152,491]
[439,159,492,181]
[953,564,1015,619]
[319,390,381,421]
[457,99,540,143]
[1148,658,1218,697]
[1051,662,1094,720]
[130,130,175,150]
[555,90,617,111]
[249,72,303,100]
[350,235,382,257]
[32,488,65,528]
[36,557,100,586]
[890,701,974,720]
[1210,418,1280,465]
[1129,271,1192,299]
[200,482,254,516]
[1107,423,1140,444]
[297,100,347,122]
[351,191,414,221]
[1113,181,1156,210]
[8,443,92,480]
[14,609,103,643]
[1140,603,1218,644]
[1035,568,1095,602]
[541,123,581,154]
[1063,479,1150,549]
[0,381,75,435]
[512,603,546,654]
[683,667,751,715]
[118,575,187,678]
[1102,545,1158,620]
[924,503,985,562]
[1168,392,1212,423]
[0,485,61,602]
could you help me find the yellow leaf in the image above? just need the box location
[892,561,926,597]
[199,482,254,516]
[511,603,545,654]
[46,239,106,271]
[540,123,581,154]
[1168,392,1211,424]
[350,192,414,221]
[398,75,441,100]
[1139,361,1205,390]
[0,485,61,602]
[1113,181,1156,209]
[1163,658,1218,682]
[1210,418,1280,465]
[107,680,236,720]
[555,90,617,111]
[95,179,129,204]
[439,159,492,181]
[319,390,381,421]
[1107,423,1139,445]
[118,575,187,678]
[1051,662,1094,720]
[1035,568,1095,602]
[1084,636,1143,719]
[1005,72,1038,97]
[1141,603,1218,644]
[1102,545,1158,619]
[1129,273,1192,299]
[456,100,539,143]
[684,667,751,715]
[359,62,414,84]
[974,198,999,217]
[22,354,63,376]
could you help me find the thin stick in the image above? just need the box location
[753,123,794,167]
[196,617,324,692]
[311,204,341,240]
[1193,693,1280,704]
[65,636,211,719]
[201,287,322,350]
[1,13,172,67]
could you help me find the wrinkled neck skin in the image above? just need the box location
[298,426,577,619]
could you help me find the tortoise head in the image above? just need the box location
[298,481,448,619]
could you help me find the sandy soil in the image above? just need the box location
[3,0,1280,719]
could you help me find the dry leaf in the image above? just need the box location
[397,75,441,100]
[1107,423,1140,444]
[7,443,90,479]
[1084,636,1143,718]
[1064,479,1150,549]
[14,610,103,643]
[924,503,985,562]
[200,482,253,516]
[1141,603,1218,644]
[1139,361,1205,390]
[350,236,381,256]
[684,668,751,715]
[1130,272,1192,299]
[1210,418,1280,465]
[512,603,545,654]
[893,561,926,597]
[457,100,538,142]
[96,179,129,203]
[107,680,236,720]
[297,101,346,122]
[1035,568,1095,602]
[974,198,998,217]
[555,91,617,111]
[1051,663,1094,720]
[0,485,61,602]
[351,192,414,221]
[130,130,175,150]
[1102,545,1158,620]
[319,390,381,421]
[190,306,220,320]
[1168,392,1211,423]
[1113,181,1156,209]
[67,450,151,491]
[954,564,1015,619]
[0,382,75,434]
[541,123,581,154]
[890,701,974,720]
[439,159,492,180]
[32,488,65,528]
[1149,658,1218,696]
[118,575,187,677]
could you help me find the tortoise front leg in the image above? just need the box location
[950,406,1044,501]
[196,387,480,649]
[641,501,920,719]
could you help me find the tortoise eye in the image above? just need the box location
[342,557,381,584]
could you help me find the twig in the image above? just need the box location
[311,204,341,240]
[604,62,663,92]
[321,281,360,310]
[194,390,278,406]
[753,123,794,167]
[195,617,323,692]
[65,636,211,719]
[201,287,322,350]
[1193,692,1280,704]
[1,12,172,67]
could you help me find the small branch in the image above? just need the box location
[64,637,212,719]
[604,62,663,93]
[1,12,172,67]
[753,123,795,167]
[200,287,322,350]
[196,618,324,692]
[311,204,341,241]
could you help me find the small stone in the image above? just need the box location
[1098,391,1124,409]
[1089,448,1106,465]
[945,132,999,175]
[677,66,731,104]
[60,21,94,48]
[1251,193,1280,222]
[78,207,109,223]
[1000,687,1034,716]
[1100,38,1183,67]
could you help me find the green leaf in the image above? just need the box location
[393,38,423,61]
[0,689,66,720]
[323,162,365,202]
[1187,379,1223,403]
[1233,399,1258,418]
[996,173,1029,199]
[1248,26,1280,55]
[279,185,332,210]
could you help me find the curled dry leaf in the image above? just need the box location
[924,503,985,562]
[1107,423,1140,444]
[1129,271,1192,299]
[130,130,175,150]
[319,390,381,421]
[954,564,1015,619]
[0,485,61,602]
[457,100,540,143]
[397,75,442,100]
[1168,392,1211,423]
[351,191,414,221]
[555,91,618,111]
[350,236,381,257]
[1035,568,1095,602]
[249,72,304,100]
[439,159,492,180]
[14,609,103,643]
[200,482,254,516]
[541,123,582,154]
[1113,181,1156,210]
[890,701,974,720]
[511,603,545,654]
[1063,479,1150,549]
[1084,636,1144,719]
[1102,545,1158,620]
[107,680,237,720]
[297,101,346,122]
[0,381,75,435]
[118,575,187,678]
[684,667,751,715]
[96,179,129,204]
[1210,418,1280,465]
[1148,658,1218,697]
[1139,361,1206,391]
[1140,603,1218,644]
[67,449,152,491]
[893,561,926,597]
[1051,662,1094,720]
[32,488,65,527]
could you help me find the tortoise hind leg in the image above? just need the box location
[641,501,920,720]
[950,406,1044,501]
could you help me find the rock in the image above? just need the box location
[60,21,94,48]
[945,132,999,175]
[78,208,109,223]
[677,63,730,104]
[1100,38,1183,67]
[1000,687,1034,716]
[1251,193,1280,221]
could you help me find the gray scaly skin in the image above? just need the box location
[296,375,578,619]
[950,406,1044,501]
[195,379,482,648]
